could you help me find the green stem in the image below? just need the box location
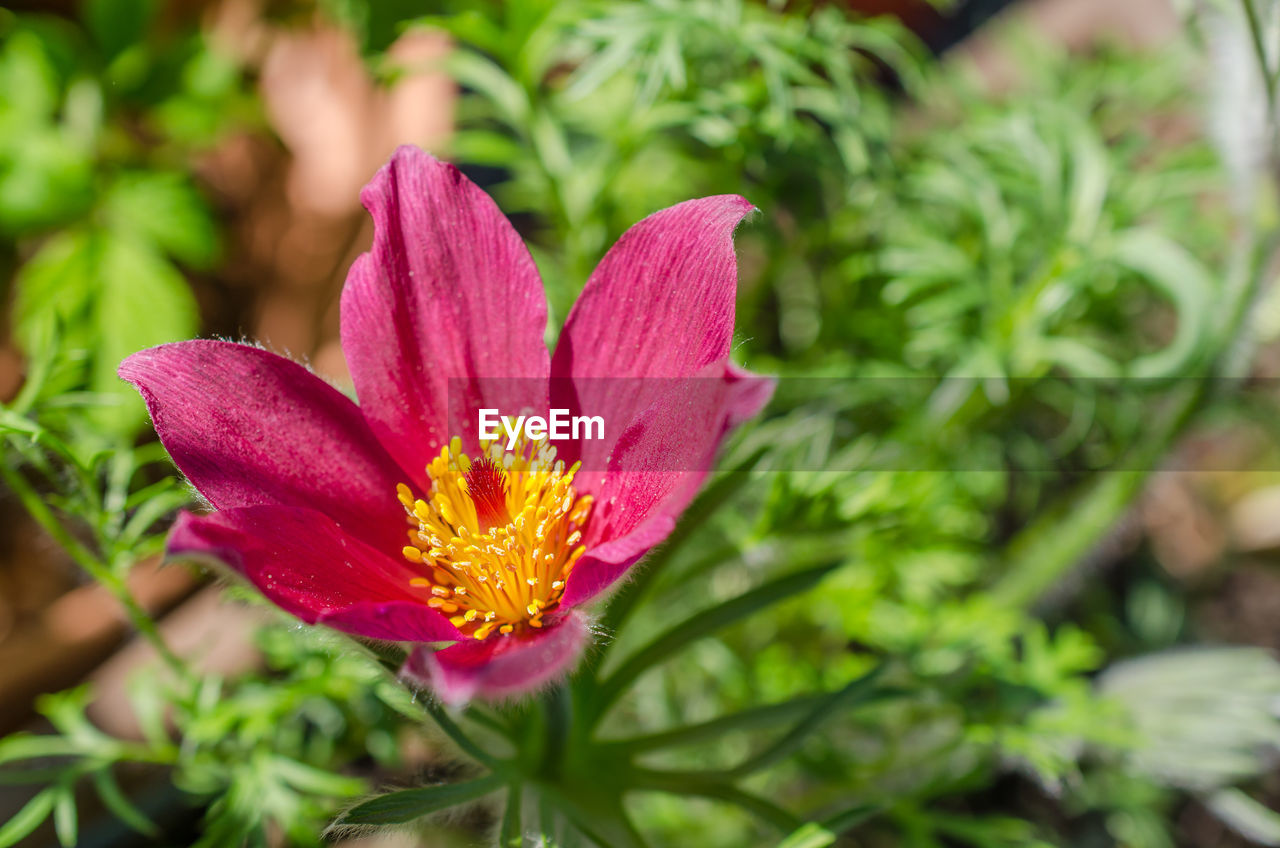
[539,685,571,780]
[602,694,826,754]
[589,560,842,724]
[0,461,188,679]
[630,768,801,834]
[537,781,650,848]
[500,783,523,847]
[420,698,506,771]
[1242,0,1278,123]
[721,665,884,779]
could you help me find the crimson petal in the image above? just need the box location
[169,506,464,643]
[561,364,772,608]
[120,340,410,551]
[402,610,591,705]
[341,146,550,487]
[550,194,756,473]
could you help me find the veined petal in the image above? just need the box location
[562,362,774,607]
[341,146,550,486]
[550,194,755,472]
[402,610,591,705]
[169,506,464,643]
[120,340,409,551]
[559,513,675,609]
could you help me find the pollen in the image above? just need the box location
[397,434,592,640]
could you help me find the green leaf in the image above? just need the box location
[0,788,56,848]
[270,756,365,798]
[1065,120,1109,244]
[336,774,504,826]
[11,230,96,353]
[776,823,835,848]
[82,0,156,59]
[52,784,77,847]
[723,665,884,778]
[1207,788,1280,847]
[90,235,198,436]
[450,129,527,168]
[447,51,530,126]
[0,733,80,767]
[1110,229,1215,379]
[102,172,219,268]
[609,693,826,754]
[11,228,198,437]
[92,768,158,837]
[0,29,60,119]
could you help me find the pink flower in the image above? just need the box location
[120,146,772,704]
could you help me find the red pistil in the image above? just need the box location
[465,456,509,529]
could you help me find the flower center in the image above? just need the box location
[396,435,592,640]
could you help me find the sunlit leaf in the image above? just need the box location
[102,171,219,268]
[0,788,55,848]
[82,0,156,60]
[336,774,505,825]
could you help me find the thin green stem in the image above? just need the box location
[335,773,506,826]
[0,461,188,679]
[420,698,506,771]
[628,666,884,785]
[1243,0,1278,121]
[467,704,518,741]
[537,781,650,848]
[630,768,801,834]
[590,560,842,724]
[539,685,571,780]
[721,665,883,779]
[602,694,826,754]
[500,783,523,847]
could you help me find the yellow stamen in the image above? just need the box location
[396,433,592,641]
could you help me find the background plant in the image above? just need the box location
[4,1,1280,847]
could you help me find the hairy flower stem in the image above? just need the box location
[539,684,572,781]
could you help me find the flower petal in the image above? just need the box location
[341,146,550,486]
[120,340,410,551]
[561,362,774,608]
[402,610,591,705]
[168,506,464,643]
[723,361,776,429]
[559,513,675,609]
[550,194,755,471]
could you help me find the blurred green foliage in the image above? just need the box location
[3,1,1280,847]
[0,0,251,443]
